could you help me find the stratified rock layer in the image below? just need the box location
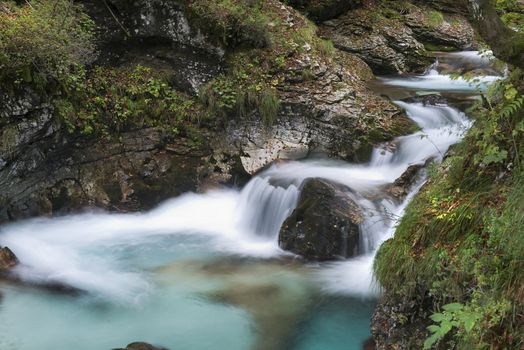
[321,2,477,74]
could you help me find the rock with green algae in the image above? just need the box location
[279,178,363,260]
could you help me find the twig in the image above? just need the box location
[102,0,131,38]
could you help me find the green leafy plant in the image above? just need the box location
[424,303,480,349]
[56,65,198,136]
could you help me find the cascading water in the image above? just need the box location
[236,177,300,238]
[0,51,498,350]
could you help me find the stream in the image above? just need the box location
[0,52,500,350]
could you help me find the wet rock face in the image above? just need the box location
[371,291,432,350]
[404,7,476,51]
[279,178,363,261]
[0,88,222,223]
[230,50,411,175]
[114,342,169,350]
[80,0,224,95]
[0,246,18,270]
[80,0,223,56]
[322,10,430,75]
[385,163,424,201]
[321,2,477,74]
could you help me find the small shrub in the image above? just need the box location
[57,65,196,136]
[318,39,335,57]
[258,88,280,125]
[426,10,445,28]
[187,0,270,48]
[0,0,96,88]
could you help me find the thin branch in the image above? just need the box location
[102,0,131,38]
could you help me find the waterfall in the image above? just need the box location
[236,177,300,238]
[0,51,495,301]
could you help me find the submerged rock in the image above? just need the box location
[0,246,18,270]
[157,258,315,350]
[279,178,363,260]
[114,342,169,350]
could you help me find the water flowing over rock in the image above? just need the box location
[228,50,414,175]
[279,178,363,261]
[237,177,300,238]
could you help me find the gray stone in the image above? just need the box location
[279,178,363,260]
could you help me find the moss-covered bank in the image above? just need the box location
[374,68,524,349]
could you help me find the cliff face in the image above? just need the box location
[0,87,217,222]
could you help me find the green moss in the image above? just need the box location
[258,88,281,125]
[426,10,445,28]
[185,0,271,49]
[497,0,524,31]
[318,39,335,57]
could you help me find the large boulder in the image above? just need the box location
[279,178,363,260]
[321,8,430,74]
[114,342,169,350]
[320,2,477,74]
[0,246,18,270]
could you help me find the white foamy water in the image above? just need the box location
[381,51,502,93]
